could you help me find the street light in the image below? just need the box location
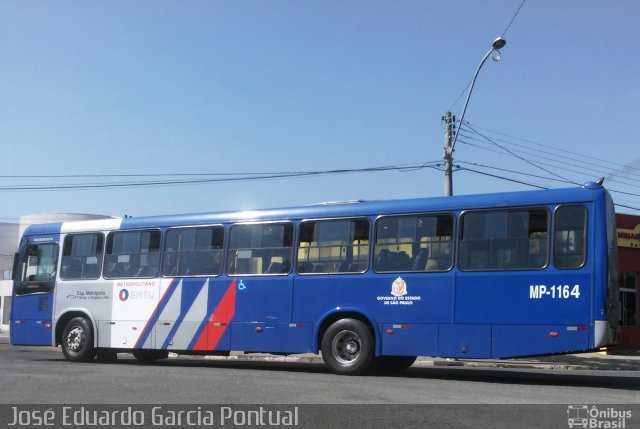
[444,37,507,196]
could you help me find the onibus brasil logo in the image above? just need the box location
[567,405,632,428]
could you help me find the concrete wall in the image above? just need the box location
[0,222,20,280]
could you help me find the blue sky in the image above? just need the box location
[1,1,639,221]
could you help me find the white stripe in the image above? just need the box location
[169,279,210,350]
[61,218,123,233]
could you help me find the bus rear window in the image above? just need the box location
[459,209,548,271]
[554,205,587,269]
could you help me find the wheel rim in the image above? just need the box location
[66,326,85,352]
[331,329,361,364]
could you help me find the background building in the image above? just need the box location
[616,214,640,348]
[0,222,20,331]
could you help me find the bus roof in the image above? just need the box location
[22,183,604,236]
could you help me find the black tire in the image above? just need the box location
[95,348,118,363]
[375,356,417,373]
[132,349,169,363]
[61,317,96,362]
[321,318,375,375]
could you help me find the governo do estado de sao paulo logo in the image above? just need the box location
[391,277,407,297]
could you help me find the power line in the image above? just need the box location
[457,135,640,190]
[465,121,640,176]
[456,160,573,184]
[460,159,640,205]
[457,166,548,189]
[457,164,640,212]
[0,162,442,192]
[462,123,579,185]
[458,129,640,183]
[459,139,640,198]
[614,203,640,212]
[463,155,640,208]
[501,0,527,37]
[448,0,526,112]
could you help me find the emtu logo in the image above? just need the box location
[119,289,129,302]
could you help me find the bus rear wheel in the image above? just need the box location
[61,317,96,362]
[321,319,374,375]
[132,349,169,363]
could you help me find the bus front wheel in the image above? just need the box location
[321,319,374,375]
[61,317,96,362]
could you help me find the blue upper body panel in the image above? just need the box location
[22,222,63,237]
[118,185,601,230]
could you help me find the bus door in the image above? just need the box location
[224,222,302,353]
[103,230,162,350]
[11,236,59,346]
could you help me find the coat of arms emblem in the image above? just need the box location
[391,277,407,297]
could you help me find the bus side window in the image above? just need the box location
[554,205,587,269]
[104,230,161,279]
[60,233,104,280]
[162,226,224,277]
[373,214,453,273]
[296,219,369,274]
[459,209,548,271]
[227,223,293,275]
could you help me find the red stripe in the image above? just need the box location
[192,279,237,351]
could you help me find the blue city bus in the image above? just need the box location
[11,182,620,375]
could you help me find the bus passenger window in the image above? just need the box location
[61,233,104,280]
[296,219,369,274]
[104,230,161,279]
[374,214,453,273]
[162,226,224,277]
[458,209,548,271]
[226,223,293,275]
[554,205,587,269]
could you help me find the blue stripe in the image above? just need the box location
[161,278,207,349]
[134,279,180,349]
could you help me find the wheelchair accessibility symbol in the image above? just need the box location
[238,280,247,290]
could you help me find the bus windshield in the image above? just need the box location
[14,243,58,296]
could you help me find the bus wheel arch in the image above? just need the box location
[55,310,97,347]
[59,315,96,362]
[317,312,377,375]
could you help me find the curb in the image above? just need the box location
[1,339,625,371]
[188,353,588,371]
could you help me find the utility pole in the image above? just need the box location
[443,111,454,196]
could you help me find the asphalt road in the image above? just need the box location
[1,340,639,428]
